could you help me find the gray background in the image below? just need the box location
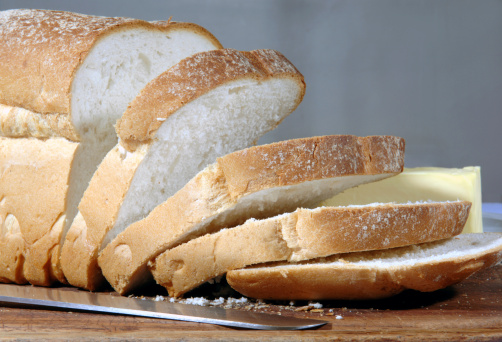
[1,0,501,202]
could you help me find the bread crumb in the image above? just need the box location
[310,309,324,313]
[183,297,209,306]
[294,306,310,312]
[226,297,248,305]
[255,305,269,309]
[309,302,323,309]
[293,302,323,311]
[210,297,225,305]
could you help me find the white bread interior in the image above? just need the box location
[64,28,220,252]
[108,78,302,248]
[226,233,502,300]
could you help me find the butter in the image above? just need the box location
[320,166,482,233]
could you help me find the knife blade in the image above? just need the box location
[0,283,327,330]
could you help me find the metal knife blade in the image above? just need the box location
[0,283,327,330]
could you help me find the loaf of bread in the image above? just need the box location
[151,201,471,297]
[226,233,502,300]
[60,48,306,291]
[0,9,222,286]
[97,135,405,294]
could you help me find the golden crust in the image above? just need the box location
[0,9,222,118]
[290,202,471,261]
[0,137,78,285]
[151,217,291,298]
[97,135,405,294]
[0,103,80,141]
[151,201,471,297]
[0,215,26,284]
[115,48,305,151]
[217,135,405,199]
[226,234,502,300]
[60,144,147,291]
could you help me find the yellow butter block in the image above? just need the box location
[320,166,482,233]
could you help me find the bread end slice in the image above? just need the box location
[226,233,502,300]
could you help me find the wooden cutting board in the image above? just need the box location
[1,264,501,341]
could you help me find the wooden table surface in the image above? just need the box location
[1,264,501,341]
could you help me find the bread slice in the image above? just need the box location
[60,48,306,291]
[226,233,502,300]
[0,9,222,285]
[97,135,405,294]
[150,201,471,297]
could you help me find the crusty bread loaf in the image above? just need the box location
[226,233,502,300]
[0,138,78,284]
[97,135,405,294]
[150,201,471,297]
[0,9,221,139]
[61,48,306,291]
[0,9,222,286]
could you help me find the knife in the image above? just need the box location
[0,283,327,330]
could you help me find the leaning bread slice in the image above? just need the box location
[226,233,502,300]
[0,9,222,286]
[61,48,306,291]
[98,135,405,294]
[150,201,471,297]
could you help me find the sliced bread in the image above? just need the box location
[226,233,502,300]
[0,9,222,285]
[150,201,471,297]
[60,48,306,291]
[97,135,405,294]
